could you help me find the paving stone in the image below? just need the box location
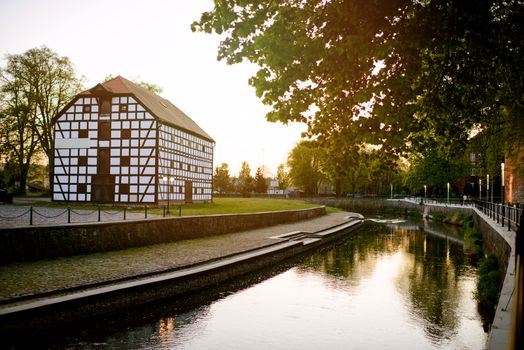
[0,212,350,302]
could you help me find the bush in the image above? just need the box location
[463,216,484,258]
[476,255,500,309]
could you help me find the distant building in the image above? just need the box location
[267,180,288,196]
[52,76,214,204]
[505,146,524,204]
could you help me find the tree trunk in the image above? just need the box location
[19,164,29,195]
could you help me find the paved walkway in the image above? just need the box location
[0,204,160,228]
[0,211,354,304]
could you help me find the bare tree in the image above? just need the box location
[2,47,83,187]
[0,76,40,193]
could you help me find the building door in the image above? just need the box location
[92,147,114,203]
[185,181,193,203]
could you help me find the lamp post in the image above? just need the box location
[424,185,427,200]
[501,162,505,205]
[390,183,393,199]
[487,174,490,202]
[162,176,169,213]
[447,182,450,205]
[479,178,482,201]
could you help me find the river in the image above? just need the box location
[43,217,488,349]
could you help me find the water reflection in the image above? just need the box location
[297,221,483,349]
[38,219,486,350]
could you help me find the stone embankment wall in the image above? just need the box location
[0,207,325,264]
[309,197,511,278]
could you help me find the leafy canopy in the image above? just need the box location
[193,0,524,158]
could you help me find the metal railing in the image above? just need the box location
[0,205,183,227]
[475,200,523,232]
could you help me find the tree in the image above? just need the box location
[402,150,467,197]
[193,1,524,165]
[237,161,253,196]
[287,140,324,195]
[254,167,268,193]
[0,63,40,193]
[276,163,290,190]
[213,162,231,193]
[1,47,83,186]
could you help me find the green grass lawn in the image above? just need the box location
[167,197,320,216]
[16,196,333,216]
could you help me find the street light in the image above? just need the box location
[163,176,175,214]
[162,176,169,213]
[424,185,427,199]
[447,182,450,205]
[487,174,490,202]
[501,162,505,205]
[479,178,482,201]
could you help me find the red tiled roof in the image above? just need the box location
[80,76,214,142]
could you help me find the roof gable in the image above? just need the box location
[79,76,214,142]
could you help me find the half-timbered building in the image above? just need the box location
[52,76,214,204]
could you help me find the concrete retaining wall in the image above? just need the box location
[0,207,325,264]
[0,220,363,338]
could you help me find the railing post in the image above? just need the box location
[145,206,148,219]
[68,207,71,224]
[98,206,101,222]
[124,207,127,221]
[179,205,181,216]
[502,205,505,228]
[29,206,33,226]
[163,206,166,217]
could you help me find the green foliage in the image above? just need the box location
[403,150,467,197]
[194,0,524,168]
[476,255,500,309]
[463,216,484,258]
[431,212,446,223]
[287,140,324,195]
[253,167,268,193]
[237,161,254,197]
[460,216,501,309]
[276,163,290,189]
[213,162,232,193]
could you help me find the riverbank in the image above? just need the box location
[308,197,517,350]
[0,206,326,263]
[0,211,362,342]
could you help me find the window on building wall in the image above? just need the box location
[79,129,89,138]
[83,105,91,113]
[119,104,128,112]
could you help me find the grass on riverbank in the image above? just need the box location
[14,197,333,216]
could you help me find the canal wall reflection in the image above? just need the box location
[296,221,480,347]
[34,219,486,350]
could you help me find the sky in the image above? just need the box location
[0,0,306,176]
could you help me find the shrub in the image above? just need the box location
[476,255,500,309]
